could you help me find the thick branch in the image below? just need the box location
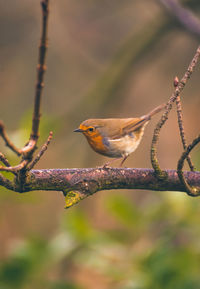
[15,168,200,195]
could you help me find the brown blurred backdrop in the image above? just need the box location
[0,1,200,289]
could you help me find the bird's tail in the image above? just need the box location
[123,103,166,134]
[145,103,166,120]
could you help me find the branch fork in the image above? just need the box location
[151,45,200,196]
[0,0,50,189]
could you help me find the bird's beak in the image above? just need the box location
[73,128,84,133]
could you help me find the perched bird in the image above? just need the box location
[74,104,165,166]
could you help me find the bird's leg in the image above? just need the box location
[101,155,129,168]
[101,157,122,168]
[119,155,129,167]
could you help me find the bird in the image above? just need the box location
[74,104,165,166]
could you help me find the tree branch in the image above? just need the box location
[0,0,50,177]
[28,131,53,170]
[13,168,200,194]
[177,135,200,196]
[0,121,22,156]
[159,0,200,36]
[151,45,200,179]
[174,76,194,171]
[0,174,15,191]
[21,0,49,156]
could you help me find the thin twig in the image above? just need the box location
[21,139,37,155]
[0,173,14,191]
[176,95,194,170]
[174,76,195,171]
[151,45,200,179]
[0,153,17,176]
[28,131,53,170]
[21,0,49,155]
[0,152,11,167]
[0,160,28,173]
[0,121,22,156]
[0,0,50,179]
[177,135,200,196]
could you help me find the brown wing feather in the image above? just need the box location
[113,104,165,139]
[122,117,148,134]
[112,117,148,139]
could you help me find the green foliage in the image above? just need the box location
[1,192,200,289]
[0,238,49,289]
[61,208,95,242]
[19,110,61,145]
[142,244,200,289]
[49,281,83,289]
[105,194,141,227]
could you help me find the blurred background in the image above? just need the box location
[0,0,200,288]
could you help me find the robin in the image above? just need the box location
[74,104,165,166]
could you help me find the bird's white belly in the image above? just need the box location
[108,133,143,157]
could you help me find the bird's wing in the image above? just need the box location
[109,104,164,139]
[111,117,149,139]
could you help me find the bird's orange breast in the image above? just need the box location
[85,133,109,155]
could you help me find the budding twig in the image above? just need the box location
[28,131,53,170]
[0,0,50,178]
[0,152,11,167]
[174,76,195,171]
[0,121,22,156]
[0,173,15,191]
[0,160,28,173]
[151,45,200,179]
[21,0,49,157]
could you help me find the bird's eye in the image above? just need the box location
[88,127,94,132]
